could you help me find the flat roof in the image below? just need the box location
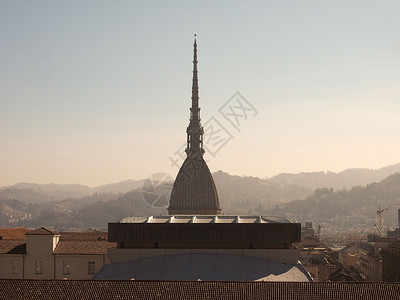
[118,215,291,224]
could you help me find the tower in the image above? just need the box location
[168,37,221,215]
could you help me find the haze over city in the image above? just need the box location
[1,1,399,187]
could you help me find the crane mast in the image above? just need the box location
[376,205,388,237]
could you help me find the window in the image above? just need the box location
[35,261,42,274]
[63,261,70,275]
[88,261,95,275]
[12,260,19,274]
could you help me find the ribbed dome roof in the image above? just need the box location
[168,155,220,215]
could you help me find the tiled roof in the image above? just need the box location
[339,242,356,252]
[327,267,363,282]
[0,230,114,255]
[53,241,116,255]
[59,232,108,241]
[0,240,26,254]
[389,240,400,249]
[26,227,60,235]
[294,238,327,249]
[54,232,115,255]
[119,215,291,224]
[0,280,399,300]
[0,228,29,240]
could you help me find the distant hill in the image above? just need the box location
[2,163,400,231]
[1,190,165,230]
[92,179,145,194]
[0,180,145,203]
[267,172,400,228]
[3,163,399,204]
[5,172,400,231]
[0,183,92,202]
[29,192,151,231]
[268,163,400,190]
[10,182,91,193]
[213,171,312,214]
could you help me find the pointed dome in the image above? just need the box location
[169,154,220,215]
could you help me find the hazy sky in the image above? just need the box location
[1,1,399,187]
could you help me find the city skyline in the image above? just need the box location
[1,1,400,187]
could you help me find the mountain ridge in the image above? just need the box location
[268,162,400,190]
[2,165,400,231]
[1,162,400,205]
[0,180,145,203]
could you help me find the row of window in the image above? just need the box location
[63,261,96,275]
[11,260,96,276]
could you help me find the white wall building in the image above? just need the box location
[0,227,115,279]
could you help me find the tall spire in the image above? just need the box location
[186,35,204,156]
[191,35,199,110]
[168,36,221,215]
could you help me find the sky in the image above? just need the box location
[1,1,399,187]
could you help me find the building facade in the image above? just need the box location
[382,240,400,282]
[98,215,309,281]
[0,227,115,279]
[354,238,396,281]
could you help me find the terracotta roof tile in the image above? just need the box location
[26,227,59,235]
[389,240,400,249]
[60,232,108,241]
[0,280,399,299]
[53,241,116,255]
[0,228,29,240]
[0,240,26,254]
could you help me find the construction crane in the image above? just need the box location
[376,205,389,237]
[375,224,383,237]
